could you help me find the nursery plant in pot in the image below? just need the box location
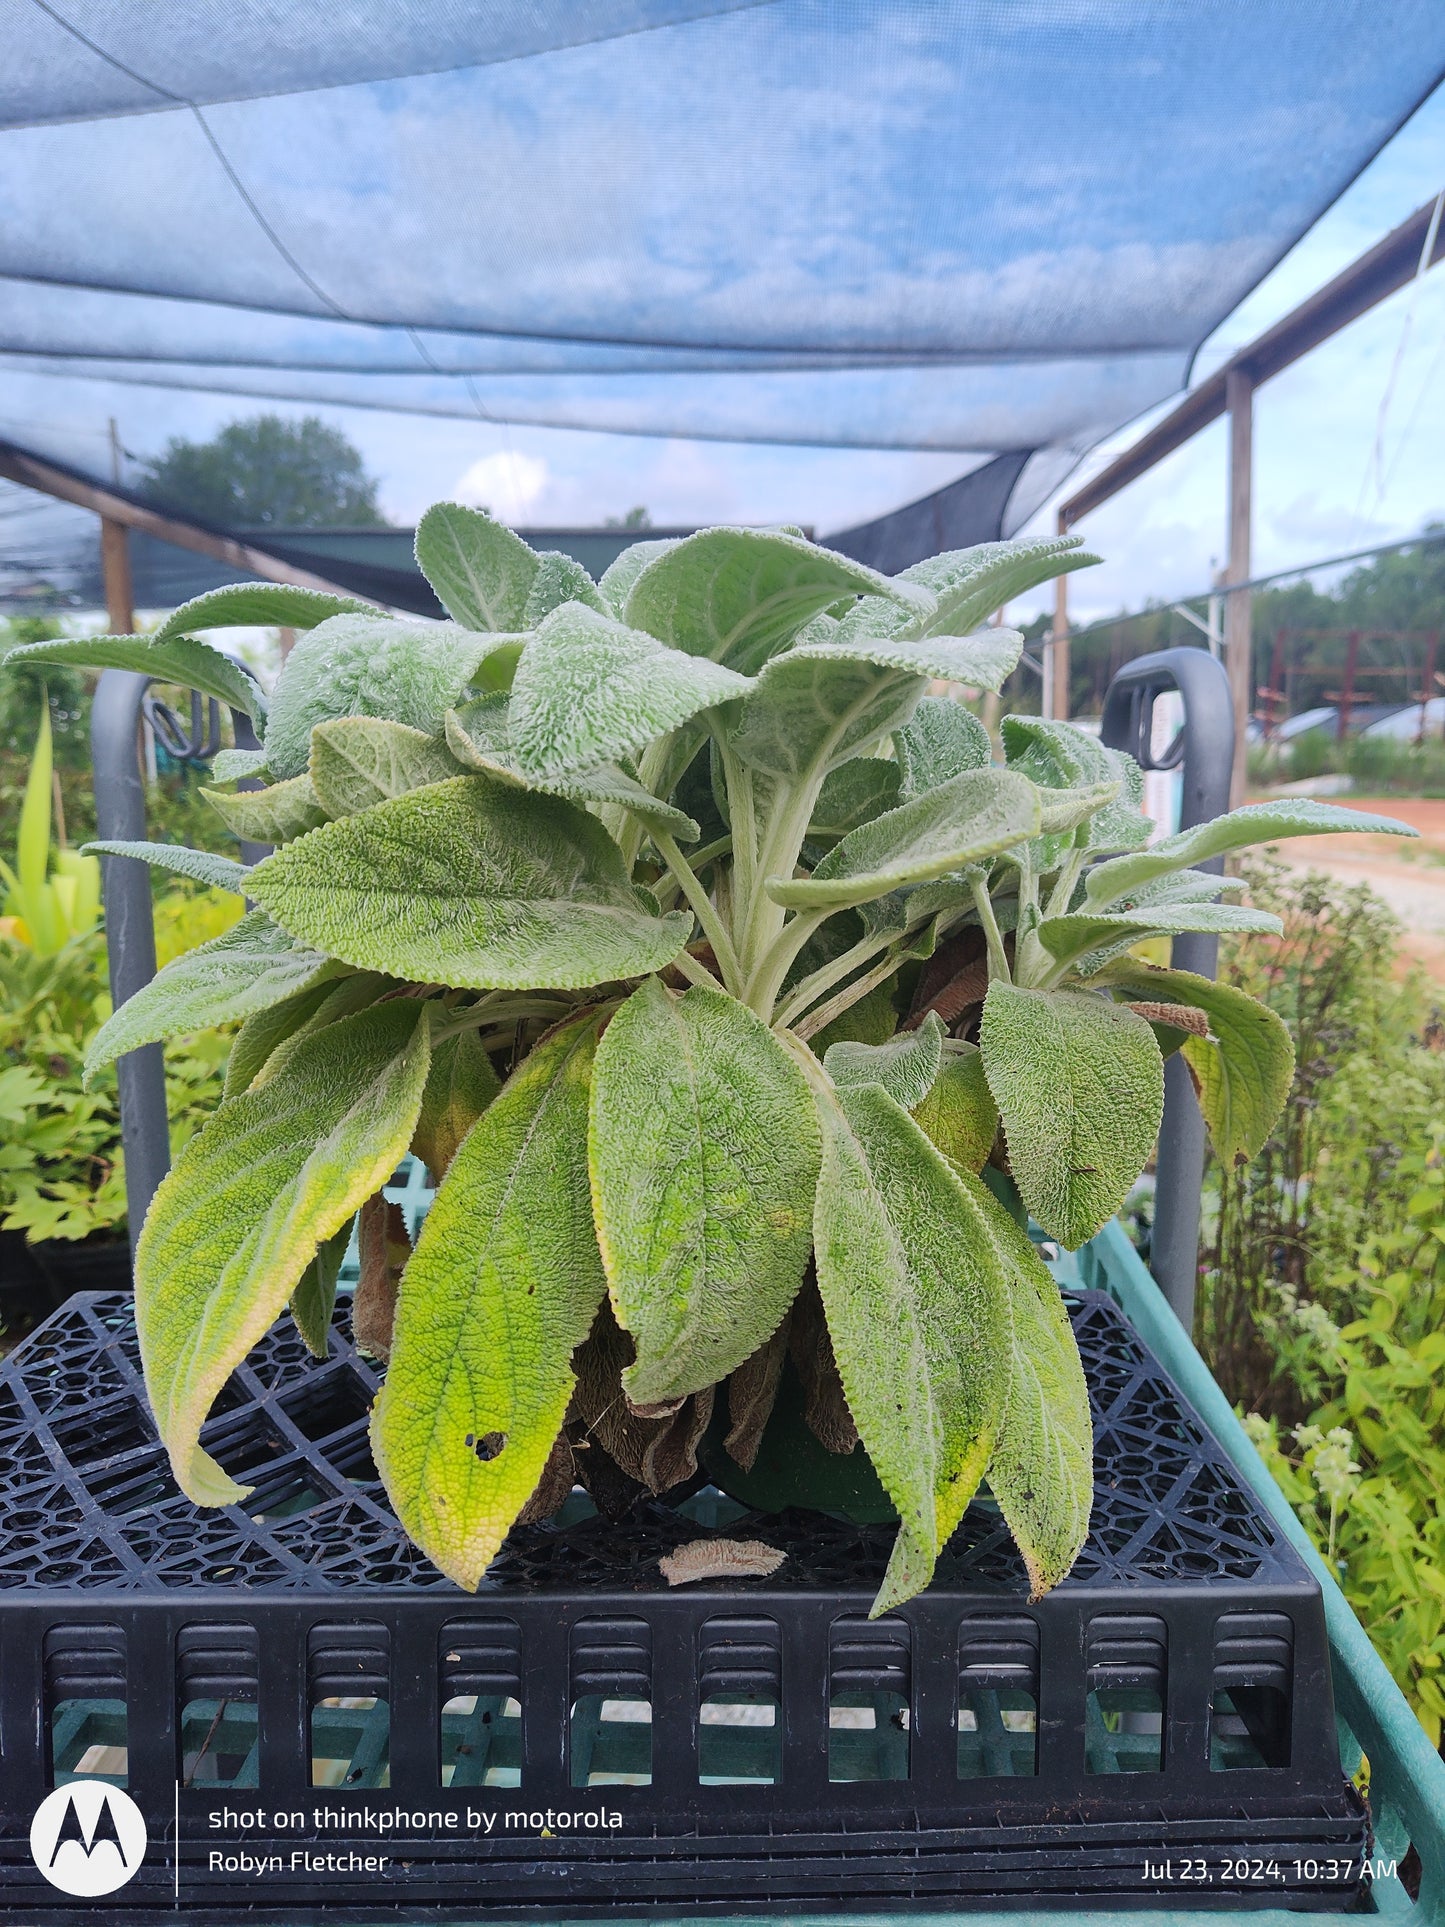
[13,513,1416,1613]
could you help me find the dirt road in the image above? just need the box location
[1262,797,1445,983]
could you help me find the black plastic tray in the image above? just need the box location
[0,1287,1368,1920]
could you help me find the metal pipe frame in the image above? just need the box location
[1100,646,1234,1331]
[91,667,261,1261]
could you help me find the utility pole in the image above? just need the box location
[1224,368,1253,806]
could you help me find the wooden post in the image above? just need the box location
[1224,368,1253,806]
[1051,509,1071,720]
[1421,630,1438,743]
[99,516,135,635]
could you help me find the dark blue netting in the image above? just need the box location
[1,0,1442,567]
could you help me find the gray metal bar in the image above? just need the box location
[92,669,170,1263]
[1099,646,1234,1330]
[91,668,262,1261]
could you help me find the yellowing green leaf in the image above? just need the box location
[371,1011,608,1588]
[249,775,691,989]
[824,1009,945,1110]
[589,978,821,1402]
[910,1038,997,1172]
[1098,962,1295,1166]
[224,976,343,1098]
[83,912,330,1083]
[136,1001,430,1505]
[810,1075,1011,1614]
[291,1219,354,1358]
[412,1028,503,1177]
[981,983,1163,1248]
[309,716,459,816]
[961,1168,1093,1596]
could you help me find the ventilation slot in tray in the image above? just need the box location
[1211,1611,1293,1770]
[307,1620,390,1788]
[698,1615,781,1786]
[958,1615,1039,1779]
[1086,1613,1166,1774]
[829,1614,910,1782]
[178,1622,259,1789]
[45,1623,127,1787]
[440,1616,522,1788]
[570,1616,651,1788]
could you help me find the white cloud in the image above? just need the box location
[453,450,550,520]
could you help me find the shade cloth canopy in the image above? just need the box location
[1,0,1442,578]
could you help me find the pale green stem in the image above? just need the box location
[671,947,726,992]
[742,906,831,1023]
[1044,844,1086,920]
[651,836,731,913]
[972,877,1011,983]
[716,736,758,931]
[429,996,571,1045]
[619,735,678,872]
[792,946,910,1043]
[737,776,827,988]
[771,923,904,1031]
[654,830,743,994]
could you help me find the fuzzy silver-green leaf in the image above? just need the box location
[249,775,690,989]
[824,1010,945,1110]
[509,602,752,780]
[84,839,248,895]
[309,716,460,817]
[84,912,330,1083]
[589,978,821,1403]
[981,983,1163,1249]
[262,614,514,780]
[414,502,539,631]
[204,774,327,844]
[624,526,930,673]
[768,766,1039,910]
[1085,799,1418,906]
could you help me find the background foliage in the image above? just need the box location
[1197,858,1445,1742]
[138,413,389,531]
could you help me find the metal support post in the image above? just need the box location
[1101,647,1234,1329]
[1224,368,1253,808]
[92,670,265,1260]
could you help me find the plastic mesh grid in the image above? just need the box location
[0,1286,1280,1596]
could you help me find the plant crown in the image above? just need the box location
[12,511,1416,1610]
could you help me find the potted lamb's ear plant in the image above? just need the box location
[12,513,1417,1614]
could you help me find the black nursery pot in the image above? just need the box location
[29,1234,132,1300]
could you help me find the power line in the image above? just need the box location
[1059,527,1445,653]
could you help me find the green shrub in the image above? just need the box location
[0,886,240,1243]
